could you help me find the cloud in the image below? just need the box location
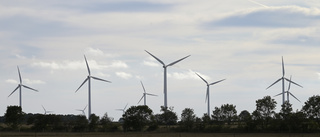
[32,59,128,70]
[84,47,118,57]
[23,79,46,84]
[115,72,132,79]
[206,6,320,28]
[15,54,27,59]
[6,79,18,84]
[5,79,45,84]
[32,60,83,70]
[143,57,161,67]
[62,1,173,13]
[110,60,128,68]
[168,70,211,80]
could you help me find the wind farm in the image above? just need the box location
[2,0,320,135]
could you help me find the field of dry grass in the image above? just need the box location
[0,132,320,137]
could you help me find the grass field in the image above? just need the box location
[0,132,320,137]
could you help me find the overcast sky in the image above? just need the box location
[1,0,320,121]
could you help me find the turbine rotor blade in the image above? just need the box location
[195,73,208,85]
[274,92,284,97]
[17,66,22,83]
[266,78,282,89]
[84,105,87,110]
[91,76,111,83]
[287,75,292,91]
[145,50,165,66]
[289,92,301,102]
[284,78,303,88]
[140,81,146,93]
[146,93,157,96]
[282,56,285,77]
[42,105,46,111]
[8,85,20,97]
[167,55,191,67]
[22,85,38,92]
[124,103,128,110]
[84,55,91,75]
[138,95,144,104]
[209,79,226,86]
[75,78,88,92]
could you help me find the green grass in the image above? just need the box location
[0,132,320,137]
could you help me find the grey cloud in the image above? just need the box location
[271,35,320,46]
[0,15,84,40]
[56,1,173,13]
[205,6,320,28]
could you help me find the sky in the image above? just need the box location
[1,0,320,121]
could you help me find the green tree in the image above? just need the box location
[252,96,277,130]
[88,114,100,132]
[100,112,116,132]
[180,108,196,131]
[302,95,320,124]
[73,115,88,132]
[212,104,237,125]
[201,113,211,125]
[123,105,153,131]
[159,106,178,127]
[278,101,293,131]
[212,106,222,124]
[4,106,24,130]
[238,110,252,129]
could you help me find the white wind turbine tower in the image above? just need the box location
[138,81,157,106]
[116,103,128,114]
[274,75,301,103]
[76,105,87,116]
[42,105,53,115]
[266,57,302,105]
[196,73,225,116]
[75,55,111,119]
[145,50,190,108]
[8,66,38,108]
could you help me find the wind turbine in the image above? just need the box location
[145,50,190,108]
[116,103,128,114]
[42,105,53,115]
[75,55,111,119]
[274,75,301,103]
[266,57,302,105]
[8,66,38,108]
[195,73,225,116]
[138,81,157,105]
[76,105,87,116]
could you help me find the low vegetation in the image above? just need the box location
[1,95,320,133]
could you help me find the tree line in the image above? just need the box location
[1,95,320,133]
